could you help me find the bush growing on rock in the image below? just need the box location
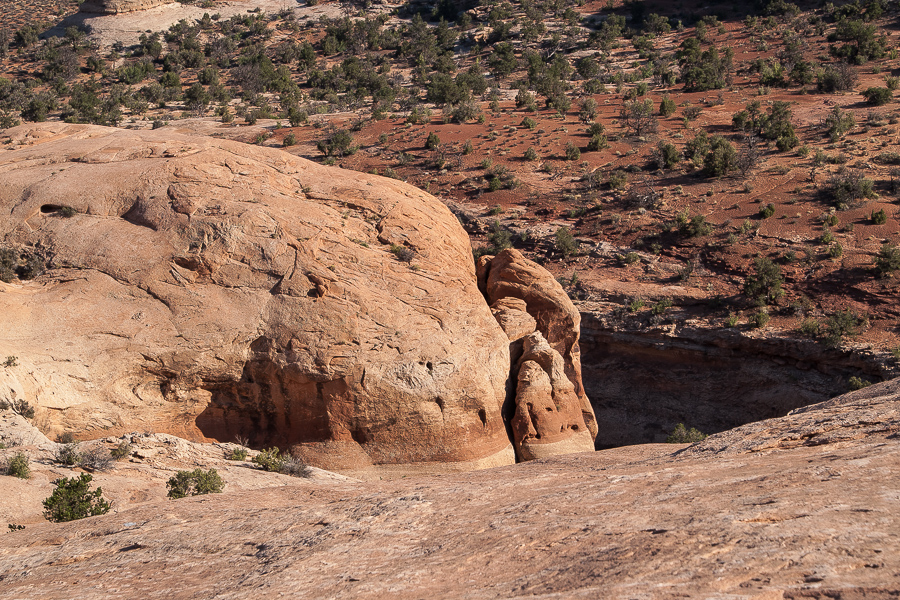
[4,452,30,479]
[110,441,133,460]
[0,398,35,419]
[252,447,285,472]
[390,244,415,263]
[848,376,872,390]
[822,309,862,348]
[666,423,707,443]
[280,455,312,478]
[54,443,81,466]
[43,473,111,522]
[226,446,248,460]
[166,469,225,499]
[78,447,114,472]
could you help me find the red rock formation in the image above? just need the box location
[511,332,594,459]
[478,249,597,442]
[0,123,515,478]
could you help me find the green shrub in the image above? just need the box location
[586,134,609,151]
[390,244,415,263]
[875,243,900,276]
[822,309,861,347]
[54,443,81,466]
[425,132,441,150]
[317,129,357,157]
[42,473,111,522]
[659,96,676,117]
[703,135,737,177]
[521,116,537,130]
[608,170,627,189]
[564,142,581,161]
[824,106,855,141]
[799,318,820,337]
[829,242,843,258]
[848,376,872,390]
[252,447,285,472]
[743,257,784,305]
[655,141,681,169]
[758,203,775,219]
[750,310,770,328]
[587,122,605,137]
[827,168,875,206]
[555,227,579,257]
[862,87,892,106]
[686,130,710,166]
[110,441,132,460]
[666,423,707,443]
[5,452,30,479]
[166,468,225,499]
[677,210,713,237]
[651,298,673,315]
[524,147,538,161]
[2,398,35,419]
[871,208,888,224]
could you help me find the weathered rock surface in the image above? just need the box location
[79,0,170,14]
[511,332,594,460]
[0,123,518,477]
[0,383,897,599]
[478,249,597,448]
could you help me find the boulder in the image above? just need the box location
[0,123,515,478]
[489,297,536,342]
[478,249,597,440]
[510,332,595,460]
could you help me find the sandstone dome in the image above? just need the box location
[0,123,549,477]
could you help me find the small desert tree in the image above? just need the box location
[743,257,784,305]
[620,98,657,136]
[42,473,111,522]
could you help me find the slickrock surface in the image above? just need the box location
[0,123,520,477]
[79,0,170,14]
[0,382,898,599]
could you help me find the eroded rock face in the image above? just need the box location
[0,123,515,477]
[511,332,594,460]
[79,0,170,14]
[478,249,597,445]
